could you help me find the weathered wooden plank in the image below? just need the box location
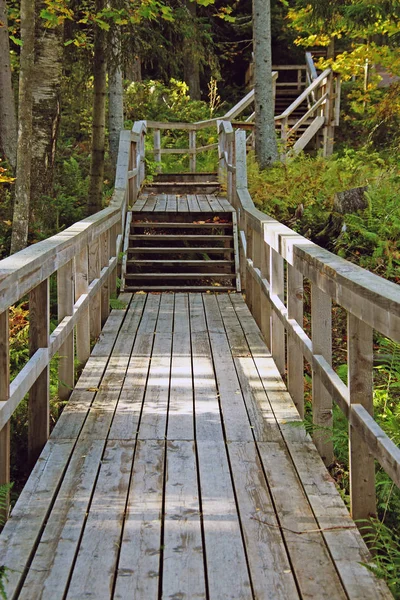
[196,194,211,212]
[114,440,165,600]
[19,439,104,600]
[206,194,223,212]
[29,279,50,465]
[228,442,299,599]
[100,230,110,323]
[66,440,134,600]
[168,294,193,440]
[162,440,206,599]
[270,248,285,375]
[197,441,252,598]
[138,294,173,440]
[89,237,102,341]
[348,313,376,522]
[154,193,167,212]
[287,264,304,418]
[286,440,393,599]
[166,194,177,212]
[217,196,234,212]
[51,306,130,439]
[203,295,253,442]
[143,194,157,212]
[187,194,201,212]
[259,441,348,599]
[79,295,146,441]
[177,196,189,212]
[0,439,75,598]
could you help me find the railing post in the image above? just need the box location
[311,285,333,465]
[280,117,288,162]
[28,279,50,466]
[89,238,102,341]
[189,129,196,173]
[109,224,118,299]
[246,218,254,313]
[129,140,137,206]
[154,129,161,173]
[57,260,74,402]
[259,234,271,350]
[287,265,304,418]
[101,230,111,325]
[270,248,285,375]
[252,229,262,328]
[348,314,376,524]
[0,310,10,521]
[140,129,146,184]
[75,246,90,366]
[323,71,335,157]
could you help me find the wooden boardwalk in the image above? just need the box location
[0,292,391,600]
[131,192,234,213]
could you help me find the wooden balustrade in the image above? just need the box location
[0,122,146,516]
[218,124,400,529]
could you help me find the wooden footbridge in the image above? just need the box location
[0,67,399,599]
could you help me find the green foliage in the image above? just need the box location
[360,519,400,595]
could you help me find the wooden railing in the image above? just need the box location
[0,121,146,514]
[218,121,400,526]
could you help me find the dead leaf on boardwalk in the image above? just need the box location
[87,387,100,392]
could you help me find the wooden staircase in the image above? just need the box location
[124,173,240,293]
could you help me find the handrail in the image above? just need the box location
[0,123,146,510]
[218,123,400,528]
[278,68,331,119]
[305,51,318,82]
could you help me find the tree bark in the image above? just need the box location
[108,27,124,173]
[253,0,278,168]
[183,0,201,100]
[87,0,107,215]
[31,1,63,223]
[0,0,17,169]
[10,0,35,254]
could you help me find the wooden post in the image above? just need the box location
[130,141,138,205]
[139,131,146,185]
[280,117,288,162]
[348,314,376,524]
[270,248,285,375]
[109,224,118,299]
[57,260,74,402]
[311,284,333,465]
[323,71,335,157]
[297,68,302,91]
[101,230,110,325]
[0,310,10,521]
[287,265,304,418]
[189,130,196,173]
[89,238,102,341]
[154,129,161,173]
[260,237,271,350]
[28,279,50,466]
[252,229,262,328]
[75,246,90,366]
[246,219,254,314]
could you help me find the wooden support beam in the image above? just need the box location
[311,285,333,465]
[110,224,117,299]
[348,313,376,524]
[252,230,262,329]
[287,265,304,418]
[28,279,50,466]
[0,310,10,522]
[246,220,254,313]
[154,129,161,172]
[101,231,110,326]
[189,130,196,173]
[75,246,90,366]
[259,241,271,350]
[57,260,74,402]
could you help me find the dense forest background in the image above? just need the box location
[1,0,400,595]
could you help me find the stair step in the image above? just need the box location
[154,172,218,183]
[129,234,233,241]
[125,273,234,279]
[127,247,234,254]
[124,285,235,292]
[146,182,220,194]
[131,221,232,229]
[127,260,234,266]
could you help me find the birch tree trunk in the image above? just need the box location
[183,0,201,100]
[87,0,107,215]
[0,0,17,169]
[253,0,278,168]
[31,2,63,224]
[10,0,35,254]
[108,28,124,173]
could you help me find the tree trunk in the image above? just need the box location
[10,0,35,254]
[108,28,124,173]
[183,0,201,100]
[0,0,17,169]
[87,0,107,215]
[31,2,63,224]
[253,0,278,168]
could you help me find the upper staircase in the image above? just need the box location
[124,173,240,293]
